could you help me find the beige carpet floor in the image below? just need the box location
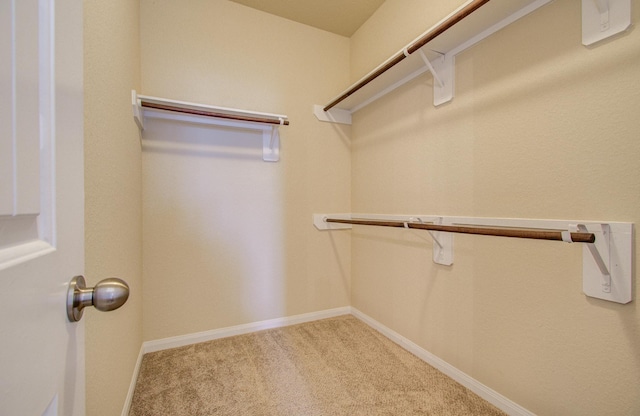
[129,315,506,415]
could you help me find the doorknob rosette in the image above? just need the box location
[67,275,130,322]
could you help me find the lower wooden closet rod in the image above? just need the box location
[325,218,596,243]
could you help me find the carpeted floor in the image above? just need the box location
[129,315,506,415]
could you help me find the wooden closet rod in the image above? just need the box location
[140,100,290,126]
[323,0,490,112]
[325,218,596,243]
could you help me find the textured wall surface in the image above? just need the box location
[140,0,352,341]
[349,1,640,414]
[83,1,143,415]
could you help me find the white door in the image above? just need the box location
[0,1,85,415]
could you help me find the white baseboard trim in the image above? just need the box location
[350,308,535,416]
[142,306,352,354]
[121,344,145,416]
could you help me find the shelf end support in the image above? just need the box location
[582,0,631,45]
[572,223,633,304]
[132,90,144,131]
[262,126,280,162]
[416,50,454,107]
[313,105,352,125]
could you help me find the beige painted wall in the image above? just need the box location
[84,1,142,415]
[139,0,351,341]
[350,0,456,81]
[350,1,640,415]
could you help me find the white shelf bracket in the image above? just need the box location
[262,126,280,162]
[313,105,352,125]
[595,0,611,31]
[416,50,454,107]
[570,223,633,304]
[132,90,144,130]
[582,0,631,45]
[410,217,453,266]
[416,50,444,88]
[578,223,611,292]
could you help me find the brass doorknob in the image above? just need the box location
[67,275,129,322]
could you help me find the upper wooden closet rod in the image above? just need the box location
[323,0,490,112]
[325,218,596,243]
[140,100,290,126]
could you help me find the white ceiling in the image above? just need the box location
[228,0,386,37]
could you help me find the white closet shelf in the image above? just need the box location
[314,213,634,304]
[314,0,553,125]
[132,90,289,162]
